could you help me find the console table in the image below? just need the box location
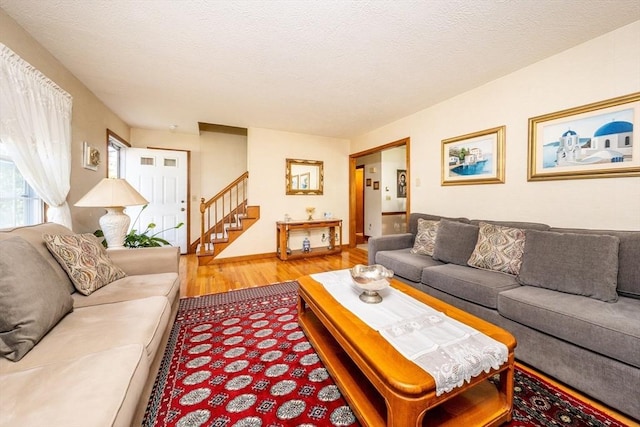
[276,218,342,261]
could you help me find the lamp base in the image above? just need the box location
[99,207,130,249]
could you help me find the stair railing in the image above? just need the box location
[199,171,249,253]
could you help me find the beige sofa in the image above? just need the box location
[0,223,180,427]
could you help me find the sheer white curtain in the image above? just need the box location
[0,43,73,228]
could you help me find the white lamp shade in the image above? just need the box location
[75,178,148,208]
[75,178,148,249]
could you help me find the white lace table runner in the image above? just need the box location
[309,269,508,396]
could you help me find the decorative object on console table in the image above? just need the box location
[75,178,148,249]
[275,218,342,261]
[441,125,506,186]
[528,92,640,181]
[305,206,315,220]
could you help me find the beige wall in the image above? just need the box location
[352,21,640,230]
[0,10,130,233]
[216,127,350,258]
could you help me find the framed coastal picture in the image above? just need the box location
[291,175,299,190]
[441,126,505,186]
[528,92,640,181]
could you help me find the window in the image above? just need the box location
[0,143,44,227]
[107,129,129,178]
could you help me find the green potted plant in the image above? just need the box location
[95,205,184,248]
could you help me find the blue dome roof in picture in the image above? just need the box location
[594,121,633,137]
[542,109,633,169]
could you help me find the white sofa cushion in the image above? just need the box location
[0,344,148,427]
[0,296,171,374]
[72,272,180,309]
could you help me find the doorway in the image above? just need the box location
[349,137,410,248]
[124,147,189,253]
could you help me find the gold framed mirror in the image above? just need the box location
[286,158,324,195]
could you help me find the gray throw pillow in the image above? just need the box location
[0,237,74,361]
[517,230,620,302]
[432,219,479,266]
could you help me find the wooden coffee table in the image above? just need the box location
[297,274,516,427]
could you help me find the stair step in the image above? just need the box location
[197,204,260,265]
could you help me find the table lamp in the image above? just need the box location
[75,178,149,249]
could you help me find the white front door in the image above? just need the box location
[124,148,188,253]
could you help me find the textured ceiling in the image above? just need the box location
[1,1,639,138]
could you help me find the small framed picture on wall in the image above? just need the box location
[397,169,407,198]
[83,141,100,171]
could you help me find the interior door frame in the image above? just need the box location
[348,137,410,248]
[355,165,365,243]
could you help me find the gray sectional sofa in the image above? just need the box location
[0,223,180,426]
[368,213,640,420]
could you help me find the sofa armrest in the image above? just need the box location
[367,233,414,265]
[107,246,180,276]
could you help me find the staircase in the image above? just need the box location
[194,172,260,265]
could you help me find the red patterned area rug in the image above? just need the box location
[143,282,628,427]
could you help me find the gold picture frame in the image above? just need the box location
[83,141,100,171]
[285,158,324,195]
[441,126,505,186]
[528,92,640,181]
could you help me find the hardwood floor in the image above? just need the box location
[177,248,636,425]
[180,247,368,297]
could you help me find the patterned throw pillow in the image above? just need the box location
[411,219,439,256]
[43,233,126,295]
[467,222,526,275]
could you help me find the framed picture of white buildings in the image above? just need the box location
[441,126,506,186]
[528,92,640,181]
